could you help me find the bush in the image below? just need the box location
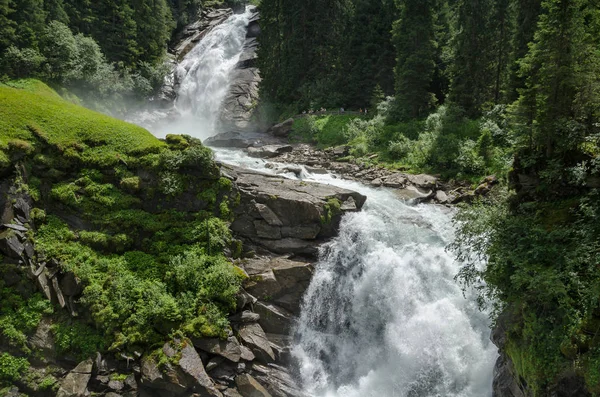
[52,322,107,361]
[0,353,29,384]
[1,46,45,79]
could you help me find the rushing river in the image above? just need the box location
[132,7,498,396]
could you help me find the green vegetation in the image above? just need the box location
[0,353,29,385]
[0,81,243,365]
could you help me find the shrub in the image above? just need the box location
[0,47,45,79]
[52,322,107,361]
[0,353,29,384]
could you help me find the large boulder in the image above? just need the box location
[192,336,243,363]
[238,323,275,364]
[57,359,93,397]
[235,374,272,397]
[227,166,366,256]
[141,338,222,397]
[267,119,294,138]
[253,302,293,335]
[247,145,293,159]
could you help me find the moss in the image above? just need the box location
[120,176,141,193]
[165,134,190,150]
[321,198,342,224]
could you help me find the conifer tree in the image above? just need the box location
[44,0,69,24]
[392,0,437,120]
[0,0,16,53]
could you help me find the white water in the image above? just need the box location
[212,151,497,397]
[131,8,252,139]
[129,8,498,393]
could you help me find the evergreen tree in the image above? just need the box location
[63,0,96,35]
[0,0,16,53]
[515,0,600,160]
[392,0,437,120]
[44,0,69,24]
[344,0,397,108]
[131,0,174,64]
[90,0,138,66]
[12,0,46,49]
[448,0,496,117]
[490,0,512,103]
[507,0,542,101]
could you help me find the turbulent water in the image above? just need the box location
[131,7,498,394]
[213,152,498,397]
[131,7,252,138]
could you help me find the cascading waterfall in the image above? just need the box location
[291,176,498,397]
[131,8,252,139]
[212,151,498,397]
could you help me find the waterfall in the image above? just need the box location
[131,7,252,139]
[291,178,498,397]
[212,150,498,397]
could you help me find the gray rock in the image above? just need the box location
[60,272,82,296]
[238,323,275,364]
[230,310,260,324]
[435,190,449,204]
[57,359,93,397]
[268,119,294,137]
[204,131,254,148]
[247,145,293,159]
[332,145,350,157]
[167,339,221,396]
[235,374,272,397]
[236,289,258,310]
[254,203,283,227]
[30,317,55,357]
[192,336,243,363]
[239,345,255,362]
[0,229,24,258]
[382,173,407,188]
[407,174,438,189]
[254,302,293,335]
[224,388,244,397]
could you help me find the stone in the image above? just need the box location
[435,190,449,204]
[382,173,407,188]
[192,336,243,363]
[239,346,255,362]
[332,145,350,157]
[244,271,282,302]
[206,357,223,372]
[235,374,272,397]
[247,145,293,159]
[2,223,28,232]
[230,310,260,324]
[236,289,257,310]
[238,323,275,363]
[166,339,221,396]
[0,229,24,258]
[60,272,82,296]
[204,131,254,148]
[253,221,282,240]
[371,178,383,187]
[253,302,293,335]
[254,203,283,227]
[13,197,30,221]
[30,317,55,357]
[407,174,438,189]
[56,359,93,397]
[224,388,244,397]
[268,119,294,137]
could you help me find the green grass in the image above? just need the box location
[0,79,165,169]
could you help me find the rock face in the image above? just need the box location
[226,165,366,256]
[267,119,294,138]
[173,9,234,60]
[219,7,262,133]
[235,374,272,397]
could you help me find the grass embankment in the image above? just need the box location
[0,79,164,171]
[0,80,244,389]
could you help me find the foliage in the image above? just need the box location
[0,353,29,385]
[52,321,108,361]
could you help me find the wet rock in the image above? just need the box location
[268,119,294,138]
[57,359,93,397]
[224,388,244,397]
[247,145,293,159]
[235,374,272,397]
[435,190,450,204]
[382,173,407,188]
[193,336,243,363]
[238,323,275,364]
[205,131,255,148]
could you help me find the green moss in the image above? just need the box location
[120,176,141,193]
[321,197,342,224]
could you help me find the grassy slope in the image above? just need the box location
[0,79,164,169]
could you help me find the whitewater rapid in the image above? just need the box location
[129,6,498,394]
[213,150,498,397]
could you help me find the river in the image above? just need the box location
[131,7,498,397]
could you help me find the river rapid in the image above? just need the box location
[131,7,498,396]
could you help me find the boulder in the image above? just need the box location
[253,302,293,335]
[435,190,450,204]
[192,336,243,363]
[230,310,260,324]
[30,317,56,357]
[247,145,293,159]
[238,323,275,364]
[0,229,24,258]
[224,388,244,397]
[235,374,272,397]
[407,174,438,189]
[57,359,93,397]
[204,131,254,148]
[267,119,294,138]
[382,173,407,188]
[228,165,366,256]
[141,338,222,396]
